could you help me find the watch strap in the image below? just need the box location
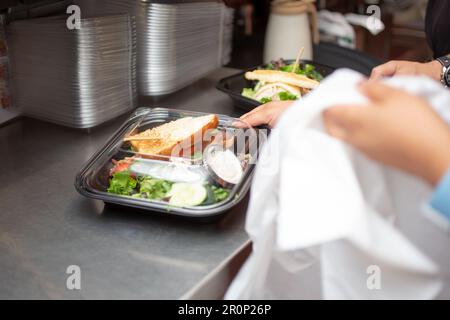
[437,55,450,68]
[436,55,450,87]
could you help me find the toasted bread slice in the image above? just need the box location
[128,114,219,158]
[245,69,319,89]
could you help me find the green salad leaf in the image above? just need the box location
[278,91,298,101]
[107,170,137,196]
[278,64,293,72]
[276,63,323,81]
[260,97,272,104]
[107,165,230,206]
[256,92,298,104]
[241,88,256,99]
[138,176,173,200]
[211,185,229,202]
[294,63,323,81]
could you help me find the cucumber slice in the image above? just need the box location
[168,183,207,207]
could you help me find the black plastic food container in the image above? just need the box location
[216,60,335,111]
[75,107,267,220]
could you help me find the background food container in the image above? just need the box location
[75,107,267,220]
[216,59,335,111]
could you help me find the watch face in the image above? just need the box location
[446,69,450,86]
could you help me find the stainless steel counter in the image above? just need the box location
[0,68,251,299]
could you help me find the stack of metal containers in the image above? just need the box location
[7,14,137,128]
[74,0,234,96]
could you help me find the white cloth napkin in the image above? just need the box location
[225,69,450,300]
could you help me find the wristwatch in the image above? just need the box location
[436,55,450,87]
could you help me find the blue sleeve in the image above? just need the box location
[430,169,450,220]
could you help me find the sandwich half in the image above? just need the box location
[245,69,319,89]
[127,114,219,158]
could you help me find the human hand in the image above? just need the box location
[370,60,442,82]
[323,81,450,186]
[237,100,294,128]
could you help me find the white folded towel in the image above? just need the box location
[225,69,450,300]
